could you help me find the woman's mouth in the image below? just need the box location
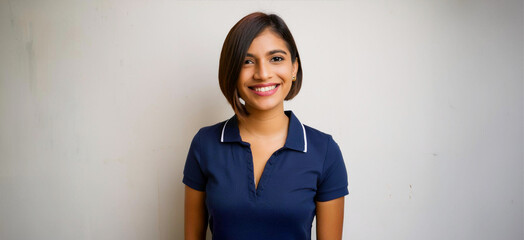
[249,84,280,96]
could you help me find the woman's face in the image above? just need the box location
[237,28,298,114]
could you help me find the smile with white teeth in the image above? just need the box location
[253,85,277,92]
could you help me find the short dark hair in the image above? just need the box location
[218,12,303,117]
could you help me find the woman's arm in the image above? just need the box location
[184,185,208,240]
[316,196,345,240]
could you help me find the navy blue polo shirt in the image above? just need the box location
[183,111,348,240]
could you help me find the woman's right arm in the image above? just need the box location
[184,185,207,240]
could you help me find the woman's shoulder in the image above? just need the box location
[303,124,336,142]
[302,124,342,154]
[192,120,228,141]
[303,124,331,138]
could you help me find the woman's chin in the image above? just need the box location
[245,101,283,113]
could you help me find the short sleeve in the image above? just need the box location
[315,136,349,202]
[182,130,207,191]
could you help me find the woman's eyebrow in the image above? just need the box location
[246,49,288,58]
[268,49,287,55]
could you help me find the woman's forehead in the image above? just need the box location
[247,29,289,54]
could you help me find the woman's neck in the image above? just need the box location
[237,106,289,138]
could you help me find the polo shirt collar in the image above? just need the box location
[220,110,307,153]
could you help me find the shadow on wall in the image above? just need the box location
[170,76,229,239]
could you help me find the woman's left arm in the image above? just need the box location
[316,196,345,240]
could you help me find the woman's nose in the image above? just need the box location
[254,62,272,80]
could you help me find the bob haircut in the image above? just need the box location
[218,12,303,117]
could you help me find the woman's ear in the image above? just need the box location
[293,58,299,76]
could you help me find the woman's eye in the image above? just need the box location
[271,56,284,62]
[244,59,254,64]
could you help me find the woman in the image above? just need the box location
[183,12,348,240]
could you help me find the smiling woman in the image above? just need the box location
[218,12,303,118]
[183,12,348,240]
[236,28,298,114]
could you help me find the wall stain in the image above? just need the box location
[8,1,13,27]
[25,35,36,94]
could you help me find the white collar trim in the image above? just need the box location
[301,123,307,153]
[220,116,307,153]
[220,119,230,143]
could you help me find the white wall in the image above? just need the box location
[1,1,522,239]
